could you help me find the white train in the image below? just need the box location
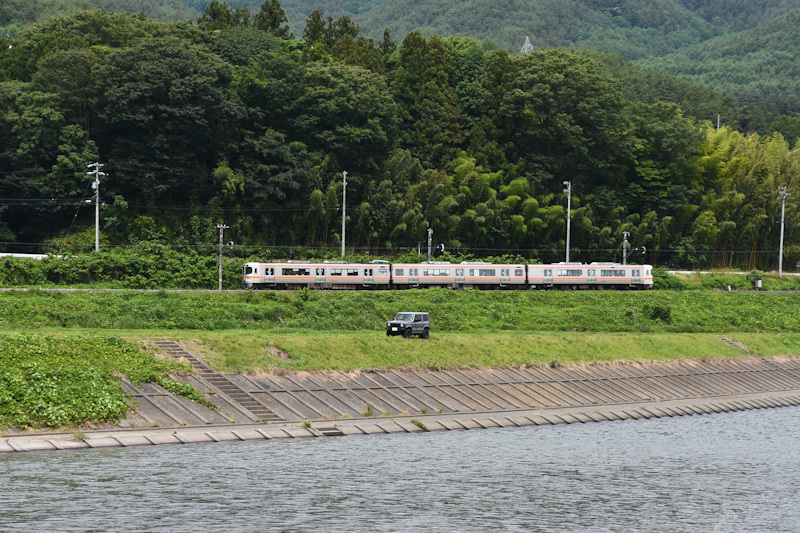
[242,260,654,290]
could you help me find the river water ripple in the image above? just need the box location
[2,407,799,532]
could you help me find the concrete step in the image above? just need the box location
[155,340,283,423]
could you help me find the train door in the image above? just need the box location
[544,268,553,283]
[501,268,510,283]
[265,267,274,283]
[315,267,325,283]
[632,269,640,283]
[409,268,418,283]
[455,268,465,283]
[364,268,374,283]
[587,269,596,282]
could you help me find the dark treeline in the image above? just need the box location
[0,3,798,269]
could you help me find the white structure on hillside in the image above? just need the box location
[520,36,533,54]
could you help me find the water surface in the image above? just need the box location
[2,407,798,532]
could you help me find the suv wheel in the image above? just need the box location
[421,328,429,339]
[403,328,413,338]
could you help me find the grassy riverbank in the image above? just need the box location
[3,289,800,430]
[144,330,800,372]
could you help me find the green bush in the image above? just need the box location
[0,334,202,429]
[652,268,689,290]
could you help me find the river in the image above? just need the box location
[2,407,799,532]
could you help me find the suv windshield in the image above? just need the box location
[394,313,414,321]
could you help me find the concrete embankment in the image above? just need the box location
[3,341,800,453]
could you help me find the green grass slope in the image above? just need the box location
[2,289,799,333]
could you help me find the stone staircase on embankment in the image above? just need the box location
[152,340,283,423]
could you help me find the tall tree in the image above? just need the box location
[95,37,239,201]
[390,31,463,168]
[494,50,629,185]
[198,0,250,31]
[253,0,291,39]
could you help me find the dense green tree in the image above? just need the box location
[302,9,326,45]
[94,37,239,200]
[31,48,96,137]
[624,102,704,212]
[253,0,291,39]
[293,61,398,171]
[214,26,285,66]
[390,31,463,168]
[493,50,629,187]
[198,0,250,31]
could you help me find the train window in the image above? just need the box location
[633,269,640,277]
[479,269,495,276]
[515,268,523,277]
[395,268,404,276]
[245,266,253,274]
[267,268,273,275]
[601,269,625,277]
[329,269,342,276]
[557,269,583,276]
[283,268,310,276]
[411,268,418,276]
[347,268,359,276]
[456,269,464,276]
[588,269,595,277]
[316,268,324,276]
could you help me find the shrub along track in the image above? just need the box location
[3,342,800,452]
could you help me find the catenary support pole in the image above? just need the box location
[563,181,571,262]
[216,224,229,291]
[778,186,790,276]
[622,231,630,265]
[86,162,105,252]
[341,171,347,258]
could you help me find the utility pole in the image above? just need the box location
[216,224,229,291]
[86,162,105,252]
[341,171,347,258]
[563,181,571,262]
[778,186,790,276]
[622,231,630,265]
[427,228,433,262]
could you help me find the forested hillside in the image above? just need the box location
[0,0,195,36]
[5,0,800,117]
[0,6,798,271]
[638,10,800,115]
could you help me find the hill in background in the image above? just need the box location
[3,0,800,122]
[0,0,195,36]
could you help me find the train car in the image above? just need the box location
[242,260,391,289]
[527,262,653,289]
[391,261,527,289]
[242,260,653,290]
